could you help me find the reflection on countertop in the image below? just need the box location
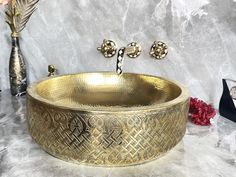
[0,90,235,177]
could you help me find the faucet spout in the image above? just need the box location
[116,47,126,75]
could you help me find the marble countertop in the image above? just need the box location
[0,90,236,177]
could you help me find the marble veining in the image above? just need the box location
[0,0,236,175]
[0,90,236,177]
[0,0,236,107]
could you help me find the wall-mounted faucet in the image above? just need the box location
[97,40,168,75]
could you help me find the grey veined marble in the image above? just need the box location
[0,0,236,107]
[0,90,236,177]
[0,1,236,176]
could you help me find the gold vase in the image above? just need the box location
[9,36,27,96]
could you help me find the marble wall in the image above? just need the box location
[0,0,236,106]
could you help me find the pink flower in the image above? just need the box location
[0,0,11,6]
[189,97,216,126]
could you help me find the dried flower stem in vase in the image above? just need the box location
[5,0,39,96]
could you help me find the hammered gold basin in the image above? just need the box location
[27,72,189,166]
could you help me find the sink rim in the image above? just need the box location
[27,72,189,112]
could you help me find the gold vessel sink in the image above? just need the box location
[27,72,190,166]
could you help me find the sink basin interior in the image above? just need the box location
[35,73,182,107]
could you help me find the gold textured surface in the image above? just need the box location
[26,72,190,166]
